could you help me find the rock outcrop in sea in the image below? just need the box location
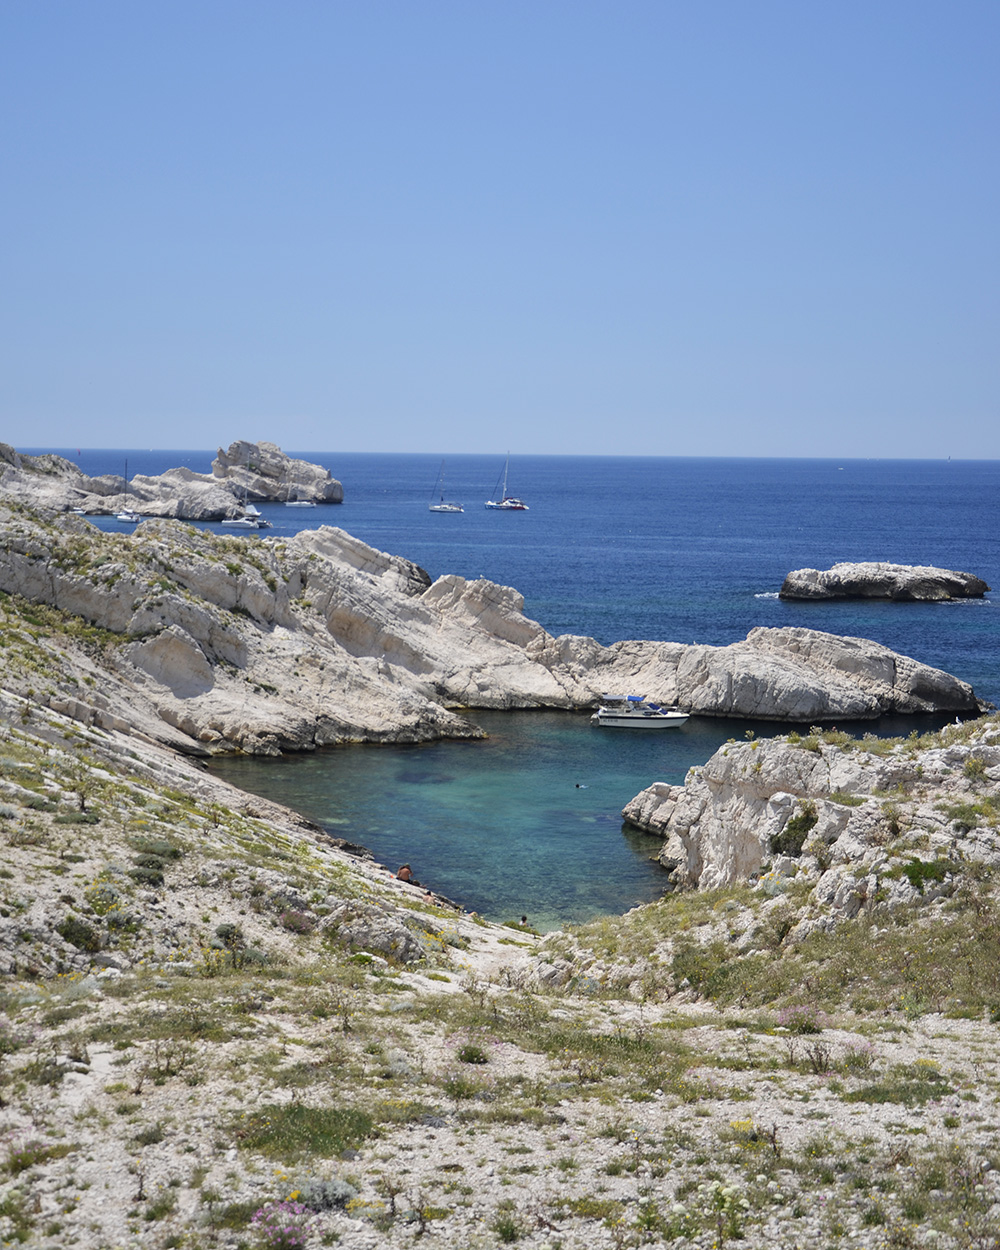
[0,502,985,755]
[0,439,343,519]
[779,561,990,601]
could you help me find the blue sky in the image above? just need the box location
[1,1,996,457]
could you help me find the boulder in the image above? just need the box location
[780,562,990,601]
[319,902,427,963]
[574,626,982,720]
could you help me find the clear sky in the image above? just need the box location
[1,1,997,457]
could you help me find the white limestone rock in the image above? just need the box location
[566,625,981,720]
[0,440,343,517]
[623,721,999,929]
[0,504,985,759]
[780,561,990,601]
[213,439,344,504]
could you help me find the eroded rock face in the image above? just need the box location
[622,721,1000,910]
[0,440,343,518]
[319,902,429,963]
[545,625,981,721]
[780,562,990,601]
[212,440,343,504]
[0,504,985,755]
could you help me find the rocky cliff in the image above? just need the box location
[780,561,990,600]
[0,503,985,755]
[0,439,343,518]
[622,717,1000,932]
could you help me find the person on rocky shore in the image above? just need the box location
[397,863,417,884]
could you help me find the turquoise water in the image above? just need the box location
[210,708,951,931]
[211,710,749,929]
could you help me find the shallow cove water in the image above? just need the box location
[210,709,951,932]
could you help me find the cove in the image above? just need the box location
[209,709,946,931]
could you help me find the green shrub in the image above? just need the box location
[770,802,817,857]
[279,910,316,935]
[964,757,987,783]
[940,799,998,832]
[897,858,955,895]
[133,1123,166,1146]
[843,1069,952,1106]
[56,915,101,952]
[4,1138,76,1174]
[133,838,183,860]
[133,853,166,871]
[828,791,865,806]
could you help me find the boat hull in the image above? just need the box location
[590,694,688,729]
[591,711,689,729]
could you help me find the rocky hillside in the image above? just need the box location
[1,582,1000,1248]
[0,503,984,762]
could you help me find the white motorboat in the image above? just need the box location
[590,695,689,729]
[485,453,528,511]
[429,460,463,512]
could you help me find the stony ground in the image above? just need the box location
[3,956,1000,1250]
[2,596,1000,1250]
[2,699,1000,1250]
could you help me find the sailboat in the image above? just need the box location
[429,461,463,513]
[115,460,141,523]
[485,453,528,511]
[222,478,272,527]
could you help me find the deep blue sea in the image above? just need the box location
[32,449,1000,928]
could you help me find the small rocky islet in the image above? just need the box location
[1,446,999,1249]
[780,561,991,602]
